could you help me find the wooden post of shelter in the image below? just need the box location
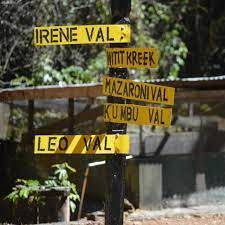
[68,98,74,134]
[77,167,90,220]
[28,100,34,138]
[105,1,131,225]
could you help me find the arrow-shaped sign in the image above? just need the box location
[34,24,131,46]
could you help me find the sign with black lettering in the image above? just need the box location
[34,25,131,46]
[106,48,158,69]
[103,76,175,106]
[34,134,129,154]
[104,103,172,127]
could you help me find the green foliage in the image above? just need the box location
[5,179,41,205]
[86,51,107,80]
[131,0,188,78]
[11,55,93,86]
[44,162,80,213]
[10,50,106,86]
[5,162,79,213]
[2,0,225,84]
[0,0,108,82]
[96,0,111,23]
[8,107,28,141]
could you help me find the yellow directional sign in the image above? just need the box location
[104,103,172,127]
[34,24,131,46]
[102,76,175,106]
[106,48,158,69]
[34,134,129,154]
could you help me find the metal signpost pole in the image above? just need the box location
[105,1,131,225]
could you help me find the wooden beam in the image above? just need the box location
[68,98,74,134]
[175,90,225,103]
[22,105,103,142]
[0,83,102,102]
[28,100,34,137]
[2,84,225,103]
[2,76,225,102]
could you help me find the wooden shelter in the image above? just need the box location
[1,75,225,139]
[1,75,225,209]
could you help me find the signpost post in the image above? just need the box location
[105,1,131,225]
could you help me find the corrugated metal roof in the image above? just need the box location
[150,75,225,83]
[144,75,225,89]
[1,75,225,89]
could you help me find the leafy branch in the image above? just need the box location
[5,162,80,213]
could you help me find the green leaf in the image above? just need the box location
[19,188,29,199]
[70,200,76,213]
[55,168,68,181]
[64,163,76,173]
[16,179,27,185]
[26,180,40,187]
[5,191,19,203]
[70,193,80,202]
[44,179,57,187]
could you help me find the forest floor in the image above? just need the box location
[42,204,225,225]
[124,205,225,225]
[73,188,225,225]
[4,188,225,225]
[72,213,225,225]
[125,214,225,225]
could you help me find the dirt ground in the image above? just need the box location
[125,214,225,225]
[71,204,225,225]
[73,214,225,225]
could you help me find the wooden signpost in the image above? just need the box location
[33,0,175,224]
[34,134,129,154]
[34,24,131,46]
